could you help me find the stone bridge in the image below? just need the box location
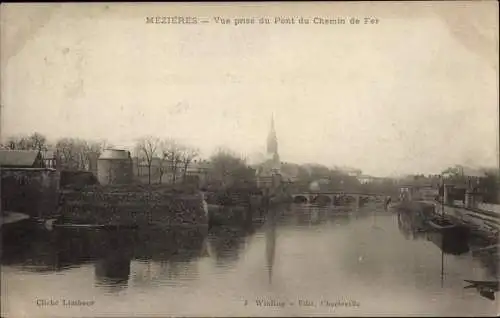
[291,192,387,207]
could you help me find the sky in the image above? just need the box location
[1,2,498,177]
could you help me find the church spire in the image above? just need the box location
[270,113,275,133]
[267,114,278,156]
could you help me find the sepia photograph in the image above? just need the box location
[0,1,499,317]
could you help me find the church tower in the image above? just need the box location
[266,114,281,172]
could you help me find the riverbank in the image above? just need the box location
[392,200,498,245]
[434,202,499,244]
[58,185,208,228]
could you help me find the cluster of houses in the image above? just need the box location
[395,166,498,206]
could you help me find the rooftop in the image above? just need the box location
[0,149,40,167]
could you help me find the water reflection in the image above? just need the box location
[2,228,96,272]
[207,227,248,266]
[471,242,499,278]
[397,209,471,255]
[397,210,427,240]
[1,226,208,288]
[95,254,131,292]
[396,208,498,279]
[283,204,353,227]
[133,227,206,262]
[2,205,499,316]
[265,208,277,284]
[92,230,134,292]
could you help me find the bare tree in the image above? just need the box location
[160,138,184,184]
[180,146,200,182]
[135,136,160,184]
[132,144,143,177]
[2,134,108,171]
[5,135,27,150]
[83,139,110,171]
[55,138,80,170]
[55,138,79,170]
[4,132,47,152]
[155,141,168,184]
[29,132,47,152]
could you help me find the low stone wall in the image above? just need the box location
[1,168,60,219]
[59,186,207,227]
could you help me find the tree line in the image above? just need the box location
[1,133,256,188]
[133,136,200,185]
[1,132,110,171]
[133,136,255,187]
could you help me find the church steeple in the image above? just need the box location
[266,114,280,173]
[267,114,278,156]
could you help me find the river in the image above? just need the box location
[1,203,498,317]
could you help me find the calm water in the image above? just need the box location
[1,204,498,317]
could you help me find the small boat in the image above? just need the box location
[1,212,35,242]
[464,280,499,301]
[52,223,138,230]
[471,244,499,255]
[53,223,107,229]
[426,213,470,252]
[464,280,499,291]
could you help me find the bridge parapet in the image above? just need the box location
[290,191,386,206]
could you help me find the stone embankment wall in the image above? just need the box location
[393,200,498,244]
[59,185,208,227]
[476,203,500,214]
[1,168,60,219]
[391,200,435,214]
[440,204,499,234]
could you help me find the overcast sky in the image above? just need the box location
[1,2,498,176]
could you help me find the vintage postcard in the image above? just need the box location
[1,1,499,317]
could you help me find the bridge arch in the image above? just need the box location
[293,195,309,204]
[333,195,356,206]
[312,194,332,205]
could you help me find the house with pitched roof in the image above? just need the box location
[0,150,45,168]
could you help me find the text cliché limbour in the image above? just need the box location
[36,298,95,307]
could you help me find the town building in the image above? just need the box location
[337,166,363,178]
[357,175,375,184]
[132,156,213,185]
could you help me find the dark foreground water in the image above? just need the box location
[1,204,498,317]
